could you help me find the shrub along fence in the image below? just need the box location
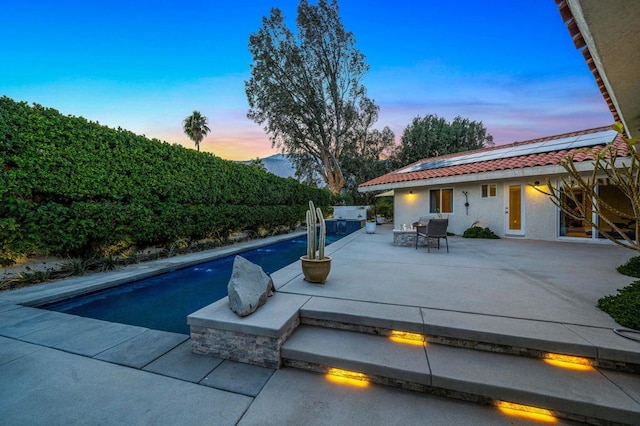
[0,96,330,262]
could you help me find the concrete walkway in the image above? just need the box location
[1,227,638,425]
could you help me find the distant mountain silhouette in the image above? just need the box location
[239,154,326,187]
[239,153,297,179]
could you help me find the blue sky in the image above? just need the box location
[1,1,612,160]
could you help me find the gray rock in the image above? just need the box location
[227,256,274,317]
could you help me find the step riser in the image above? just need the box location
[300,317,640,375]
[284,324,640,425]
[283,359,433,395]
[302,316,554,358]
[282,357,615,426]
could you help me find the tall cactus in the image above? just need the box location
[317,207,326,260]
[306,201,326,260]
[306,208,315,259]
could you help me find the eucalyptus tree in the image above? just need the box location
[182,111,211,152]
[340,99,395,200]
[245,0,378,193]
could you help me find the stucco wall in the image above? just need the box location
[525,182,558,240]
[393,188,429,229]
[393,178,559,240]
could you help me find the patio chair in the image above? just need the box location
[412,217,431,228]
[415,218,449,252]
[413,217,431,249]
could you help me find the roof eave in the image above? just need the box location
[358,160,627,192]
[562,0,640,138]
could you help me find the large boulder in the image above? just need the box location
[227,256,274,317]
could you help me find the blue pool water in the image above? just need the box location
[43,233,349,335]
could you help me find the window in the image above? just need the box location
[481,183,497,198]
[559,186,589,238]
[597,184,634,240]
[558,183,633,240]
[430,188,453,213]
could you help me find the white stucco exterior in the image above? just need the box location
[379,158,632,242]
[360,127,631,243]
[393,178,558,240]
[386,163,569,239]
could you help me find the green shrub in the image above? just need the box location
[462,226,499,239]
[597,281,640,330]
[376,199,393,219]
[0,96,329,257]
[617,256,640,278]
[0,218,20,266]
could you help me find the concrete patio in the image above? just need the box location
[1,226,639,425]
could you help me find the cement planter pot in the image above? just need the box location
[365,221,377,234]
[300,255,332,283]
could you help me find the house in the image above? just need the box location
[357,1,639,243]
[358,126,632,242]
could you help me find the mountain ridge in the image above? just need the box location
[239,153,297,179]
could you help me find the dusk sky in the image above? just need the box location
[1,1,613,161]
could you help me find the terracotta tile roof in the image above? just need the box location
[359,126,627,189]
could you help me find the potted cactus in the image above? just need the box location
[300,201,332,283]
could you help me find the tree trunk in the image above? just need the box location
[322,153,344,193]
[325,167,344,193]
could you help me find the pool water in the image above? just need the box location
[43,234,347,334]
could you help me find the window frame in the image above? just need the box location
[558,180,634,240]
[429,188,454,214]
[481,183,497,198]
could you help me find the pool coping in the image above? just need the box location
[0,228,363,371]
[0,230,362,307]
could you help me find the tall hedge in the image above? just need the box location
[0,96,330,257]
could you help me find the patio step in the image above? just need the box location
[282,325,640,425]
[298,297,640,373]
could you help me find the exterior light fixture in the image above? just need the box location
[326,368,370,387]
[496,401,556,423]
[543,353,593,371]
[389,330,425,346]
[534,181,540,187]
[409,190,414,194]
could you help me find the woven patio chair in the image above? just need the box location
[415,218,449,252]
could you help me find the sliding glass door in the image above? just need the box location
[559,183,634,240]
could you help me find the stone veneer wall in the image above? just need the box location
[393,231,430,247]
[190,317,300,369]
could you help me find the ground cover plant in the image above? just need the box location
[0,234,223,291]
[617,255,640,278]
[595,256,640,331]
[462,226,500,239]
[0,255,119,292]
[597,280,640,330]
[0,96,330,265]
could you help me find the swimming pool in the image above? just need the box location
[43,232,350,334]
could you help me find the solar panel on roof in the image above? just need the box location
[530,141,568,153]
[576,131,617,146]
[396,130,617,174]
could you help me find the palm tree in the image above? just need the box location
[182,111,211,152]
[248,157,266,171]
